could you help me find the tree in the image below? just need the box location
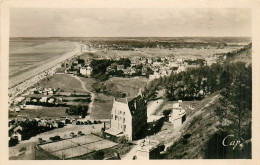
[93,151,105,160]
[215,64,252,140]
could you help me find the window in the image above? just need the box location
[123,112,125,116]
[120,111,122,114]
[115,115,118,120]
[123,118,125,123]
[123,125,126,131]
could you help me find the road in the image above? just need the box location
[69,75,95,120]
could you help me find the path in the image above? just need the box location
[69,75,95,119]
[147,99,164,122]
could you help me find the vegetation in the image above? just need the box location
[92,151,105,160]
[144,62,251,102]
[158,61,251,159]
[65,105,89,118]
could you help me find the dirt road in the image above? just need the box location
[69,75,95,119]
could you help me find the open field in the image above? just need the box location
[91,77,149,119]
[35,74,87,93]
[104,77,148,98]
[39,134,117,159]
[80,46,244,60]
[92,93,113,119]
[9,107,71,119]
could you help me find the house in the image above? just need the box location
[86,66,92,76]
[135,137,161,160]
[80,67,87,75]
[48,98,55,104]
[40,97,48,103]
[105,89,147,141]
[9,125,23,141]
[48,90,54,95]
[169,102,186,129]
[149,72,161,80]
[117,65,124,70]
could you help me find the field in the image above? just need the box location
[9,107,70,119]
[9,74,93,119]
[91,77,149,119]
[39,134,117,159]
[80,46,244,60]
[36,74,87,93]
[103,77,148,98]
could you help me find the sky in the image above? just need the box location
[10,8,252,37]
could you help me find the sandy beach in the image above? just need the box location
[8,42,84,102]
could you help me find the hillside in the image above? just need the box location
[152,46,252,159]
[227,43,252,64]
[161,90,251,159]
[156,92,221,159]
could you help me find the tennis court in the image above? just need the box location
[39,134,117,159]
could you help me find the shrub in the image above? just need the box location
[93,151,105,160]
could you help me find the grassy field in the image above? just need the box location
[9,107,72,119]
[9,40,75,78]
[35,74,86,93]
[80,46,244,60]
[91,77,149,119]
[92,93,113,119]
[103,77,148,98]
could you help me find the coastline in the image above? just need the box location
[8,42,91,103]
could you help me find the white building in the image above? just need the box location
[80,67,87,75]
[80,66,92,76]
[105,90,147,141]
[169,102,186,129]
[86,66,92,76]
[149,72,161,80]
[40,97,48,103]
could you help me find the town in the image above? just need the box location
[8,37,252,160]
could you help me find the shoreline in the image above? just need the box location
[8,42,93,103]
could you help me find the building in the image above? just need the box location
[80,67,87,75]
[117,65,124,70]
[169,101,186,129]
[86,66,92,76]
[105,89,147,141]
[134,137,162,160]
[149,72,161,80]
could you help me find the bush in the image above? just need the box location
[93,151,105,160]
[118,136,127,144]
[183,133,191,139]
